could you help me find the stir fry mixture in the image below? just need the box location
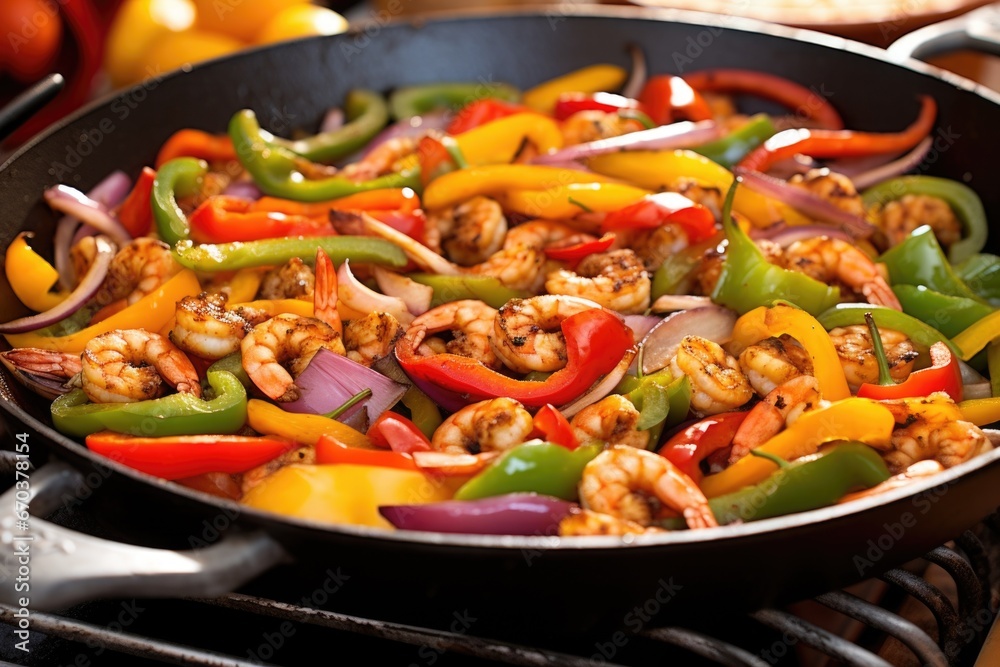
[3,61,999,536]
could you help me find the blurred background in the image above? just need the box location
[0,0,997,149]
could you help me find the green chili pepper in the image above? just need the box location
[172,236,407,272]
[407,273,530,309]
[401,386,442,439]
[270,89,389,163]
[862,176,987,265]
[229,110,421,202]
[388,82,521,120]
[956,254,1000,303]
[454,441,601,502]
[51,371,247,439]
[879,226,983,302]
[694,113,776,168]
[617,372,692,448]
[206,352,253,392]
[893,284,994,339]
[711,181,841,315]
[152,158,207,245]
[816,302,961,357]
[708,442,890,525]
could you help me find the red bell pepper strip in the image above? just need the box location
[447,99,529,134]
[253,188,421,217]
[316,434,419,470]
[601,192,716,243]
[530,404,580,450]
[638,75,714,126]
[543,232,615,264]
[417,134,461,187]
[658,411,748,483]
[682,69,844,130]
[85,432,299,480]
[368,412,434,454]
[189,196,332,243]
[857,341,963,402]
[116,167,156,237]
[396,309,635,409]
[738,95,936,173]
[155,129,238,167]
[553,92,641,121]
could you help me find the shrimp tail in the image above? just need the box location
[313,248,343,335]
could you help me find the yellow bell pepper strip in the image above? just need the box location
[5,232,70,312]
[959,398,1000,426]
[522,64,627,114]
[246,398,373,450]
[952,310,1000,361]
[241,464,459,529]
[732,305,851,401]
[585,150,811,228]
[223,268,266,304]
[422,165,615,211]
[990,341,1000,398]
[499,182,650,219]
[454,113,563,166]
[4,269,201,354]
[699,398,896,498]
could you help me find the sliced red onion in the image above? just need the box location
[621,44,647,100]
[373,267,433,316]
[640,306,738,375]
[221,180,263,201]
[623,314,662,342]
[361,213,460,276]
[958,359,992,399]
[283,347,407,424]
[379,493,575,535]
[320,107,345,133]
[845,137,934,190]
[559,347,637,418]
[749,223,853,247]
[533,121,721,165]
[359,110,451,159]
[734,168,876,239]
[45,185,131,248]
[89,170,132,209]
[338,260,414,326]
[650,295,714,313]
[0,235,115,333]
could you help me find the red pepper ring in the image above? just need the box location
[396,309,635,411]
[530,404,580,450]
[189,195,333,243]
[553,92,641,121]
[857,341,963,402]
[601,192,716,244]
[658,411,748,483]
[543,232,615,265]
[638,75,714,126]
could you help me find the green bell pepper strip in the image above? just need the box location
[206,353,253,392]
[388,82,521,120]
[269,89,389,163]
[893,284,994,339]
[693,113,776,168]
[51,370,247,439]
[401,386,442,439]
[707,442,890,525]
[152,158,207,245]
[956,254,1000,303]
[879,226,983,302]
[453,441,601,502]
[989,342,1000,398]
[651,253,699,299]
[407,273,530,309]
[862,176,987,265]
[616,372,692,448]
[172,236,407,272]
[816,303,961,357]
[229,110,421,202]
[711,180,841,316]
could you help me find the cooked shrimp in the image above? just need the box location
[614,225,690,272]
[559,508,663,536]
[431,397,534,455]
[399,300,502,369]
[670,335,753,416]
[491,294,602,373]
[788,168,865,217]
[579,445,718,529]
[312,248,342,334]
[545,249,651,314]
[258,257,314,301]
[873,194,962,249]
[561,110,644,145]
[729,375,822,464]
[827,325,918,388]
[570,394,649,449]
[92,238,179,307]
[838,460,945,504]
[241,313,345,402]
[471,220,586,292]
[879,393,992,473]
[240,447,315,495]
[784,236,902,310]
[345,312,403,367]
[676,178,724,222]
[738,336,814,397]
[0,348,82,380]
[81,329,200,403]
[427,196,508,266]
[170,293,252,360]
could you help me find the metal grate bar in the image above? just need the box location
[643,626,771,667]
[197,593,619,667]
[0,605,259,667]
[815,590,947,667]
[926,545,985,619]
[751,608,893,667]
[881,567,961,649]
[956,532,993,609]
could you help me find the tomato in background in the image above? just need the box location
[0,0,64,84]
[255,3,348,45]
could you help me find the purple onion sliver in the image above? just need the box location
[44,185,131,248]
[320,107,345,133]
[749,223,852,248]
[87,170,132,209]
[359,109,451,159]
[640,306,738,376]
[849,137,934,190]
[221,180,264,201]
[533,121,721,165]
[623,314,662,342]
[379,494,576,535]
[53,214,80,291]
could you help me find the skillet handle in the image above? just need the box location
[0,461,288,610]
[887,2,1000,61]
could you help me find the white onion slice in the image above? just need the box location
[373,267,433,315]
[640,306,738,376]
[337,260,414,326]
[559,347,637,418]
[361,213,460,276]
[532,121,721,165]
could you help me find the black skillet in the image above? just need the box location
[1,6,999,640]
